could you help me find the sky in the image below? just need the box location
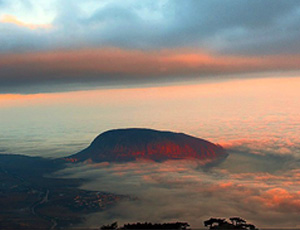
[1,0,300,93]
[1,0,300,228]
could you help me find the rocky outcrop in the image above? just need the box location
[66,128,228,163]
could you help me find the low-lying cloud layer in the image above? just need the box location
[57,144,300,228]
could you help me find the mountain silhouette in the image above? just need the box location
[66,128,228,163]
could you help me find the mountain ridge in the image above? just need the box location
[66,128,228,163]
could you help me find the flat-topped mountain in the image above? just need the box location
[66,128,228,163]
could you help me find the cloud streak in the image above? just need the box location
[1,48,300,93]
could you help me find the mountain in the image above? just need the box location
[66,128,228,163]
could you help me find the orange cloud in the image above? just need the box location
[254,188,300,211]
[0,14,52,30]
[1,48,300,81]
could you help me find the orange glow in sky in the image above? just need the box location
[0,14,52,30]
[1,76,299,108]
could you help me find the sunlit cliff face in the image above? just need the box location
[66,129,227,163]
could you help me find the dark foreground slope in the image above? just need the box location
[0,154,129,229]
[66,128,228,163]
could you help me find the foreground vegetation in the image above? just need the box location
[100,217,258,230]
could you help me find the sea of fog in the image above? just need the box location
[0,76,299,227]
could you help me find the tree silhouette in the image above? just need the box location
[230,217,246,226]
[122,222,190,229]
[101,222,190,230]
[204,217,258,230]
[204,218,227,228]
[242,223,257,230]
[100,222,118,230]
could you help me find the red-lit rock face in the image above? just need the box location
[66,128,228,163]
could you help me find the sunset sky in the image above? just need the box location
[0,0,300,228]
[1,0,300,93]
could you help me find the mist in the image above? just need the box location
[56,146,300,228]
